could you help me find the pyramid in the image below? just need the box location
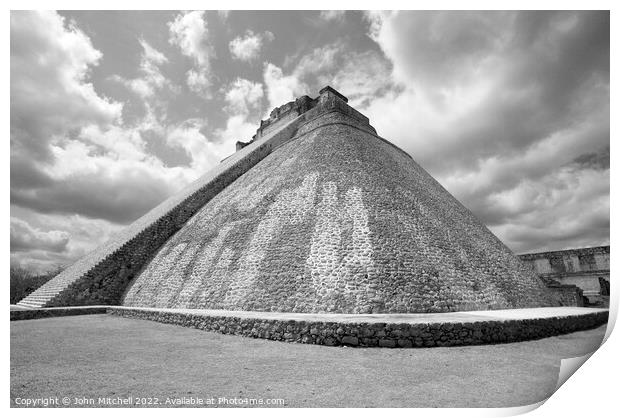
[18,86,556,313]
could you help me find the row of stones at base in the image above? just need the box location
[108,308,608,348]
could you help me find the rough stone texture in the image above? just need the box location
[108,307,608,348]
[20,86,561,313]
[122,93,556,313]
[519,246,610,300]
[544,283,585,307]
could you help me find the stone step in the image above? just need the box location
[17,300,39,305]
[28,292,62,297]
[21,296,52,302]
[28,290,63,296]
[22,297,53,303]
[16,302,43,308]
[19,300,47,306]
[27,293,60,297]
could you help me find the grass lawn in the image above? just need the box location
[11,314,606,408]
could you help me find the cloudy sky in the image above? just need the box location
[10,10,609,272]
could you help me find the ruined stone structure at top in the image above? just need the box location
[18,86,561,313]
[235,87,344,151]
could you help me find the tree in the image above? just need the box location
[9,266,64,304]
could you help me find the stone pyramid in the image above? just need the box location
[18,86,556,313]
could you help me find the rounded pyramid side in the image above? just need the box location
[122,109,556,313]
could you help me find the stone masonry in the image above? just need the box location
[519,246,610,304]
[109,307,608,348]
[20,86,562,314]
[121,89,557,313]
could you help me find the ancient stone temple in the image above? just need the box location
[18,86,559,313]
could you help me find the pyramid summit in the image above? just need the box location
[18,86,558,313]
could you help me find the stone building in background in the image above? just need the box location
[519,246,610,305]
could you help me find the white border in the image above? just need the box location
[3,2,616,417]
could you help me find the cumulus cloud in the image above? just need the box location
[224,78,264,115]
[11,136,188,224]
[168,11,212,96]
[214,115,257,146]
[214,78,266,156]
[10,212,125,272]
[491,166,609,252]
[185,69,211,96]
[263,63,307,110]
[159,80,265,175]
[11,217,70,253]
[330,51,393,107]
[165,119,238,172]
[10,11,122,162]
[10,10,223,250]
[10,12,258,270]
[263,43,392,110]
[365,11,609,170]
[294,43,342,78]
[168,11,210,66]
[10,11,181,226]
[229,30,274,62]
[263,43,355,110]
[113,39,175,101]
[319,10,346,22]
[363,10,609,252]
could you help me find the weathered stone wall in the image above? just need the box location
[545,284,585,307]
[25,86,568,313]
[519,246,610,275]
[109,307,608,348]
[122,99,556,313]
[519,246,610,297]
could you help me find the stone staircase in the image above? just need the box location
[16,282,72,309]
